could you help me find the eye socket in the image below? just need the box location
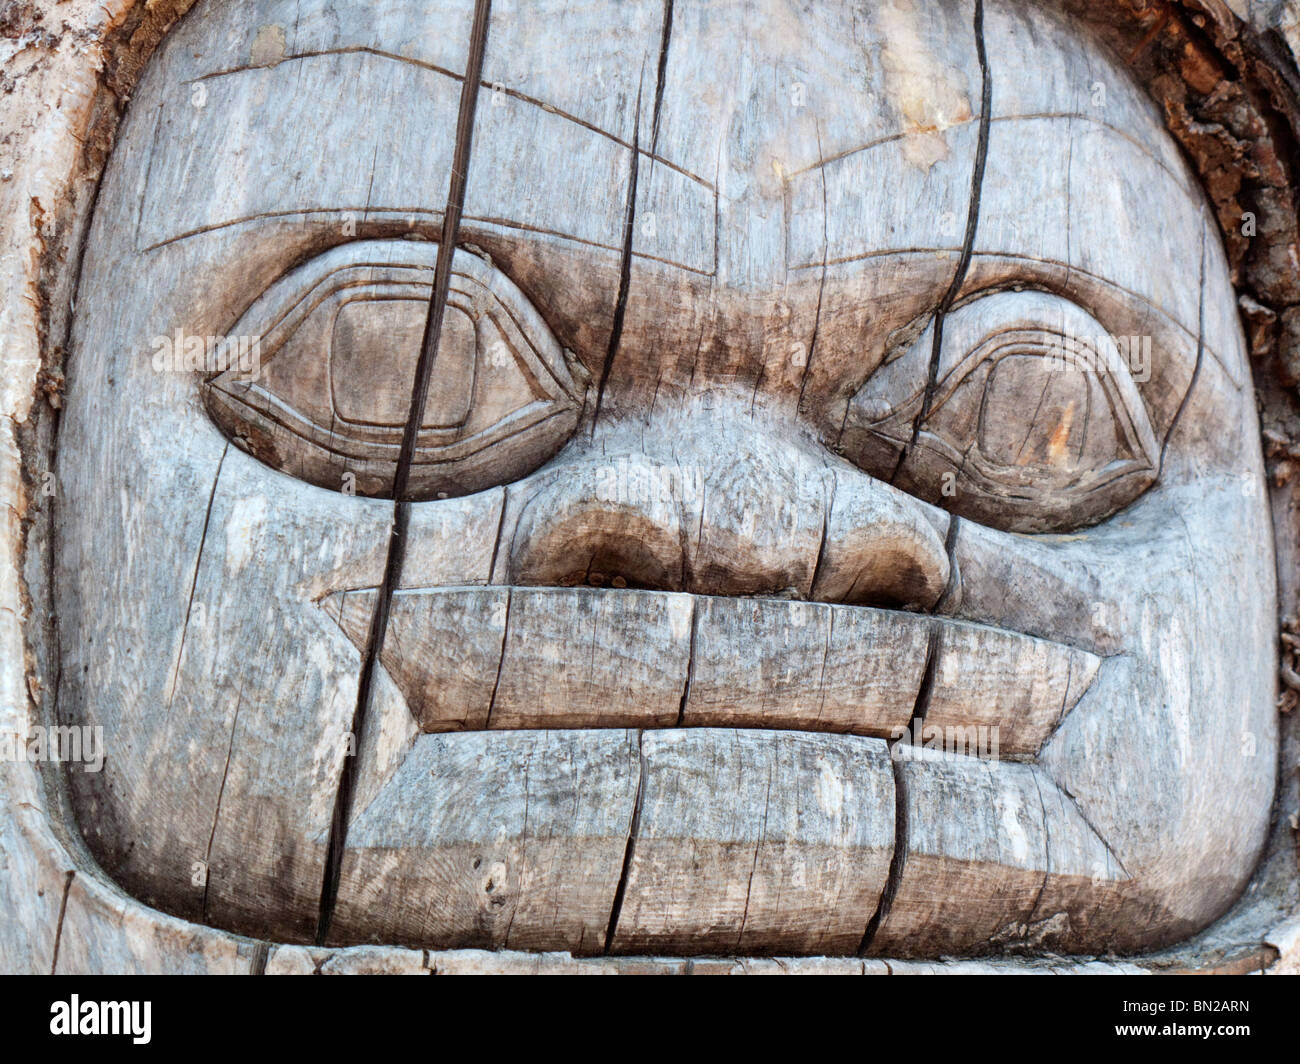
[204,240,587,499]
[840,290,1159,533]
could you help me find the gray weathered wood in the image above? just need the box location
[609,729,896,955]
[330,729,641,953]
[26,0,1284,967]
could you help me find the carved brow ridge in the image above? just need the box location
[187,45,714,191]
[142,207,717,279]
[793,114,1194,201]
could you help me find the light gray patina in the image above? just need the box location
[49,0,1278,958]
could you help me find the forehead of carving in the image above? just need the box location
[127,0,1218,350]
[156,0,1179,162]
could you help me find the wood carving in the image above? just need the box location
[5,0,1300,973]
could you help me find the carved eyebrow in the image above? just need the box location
[187,46,714,191]
[789,127,976,178]
[791,248,1191,334]
[142,205,717,279]
[143,206,442,253]
[793,112,1192,198]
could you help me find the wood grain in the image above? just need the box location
[609,729,895,955]
[31,0,1282,965]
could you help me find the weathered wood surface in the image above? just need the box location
[608,729,895,956]
[867,750,1124,956]
[331,729,641,953]
[260,945,1154,974]
[332,585,1095,755]
[49,0,1280,957]
[203,241,589,499]
[1,0,1296,974]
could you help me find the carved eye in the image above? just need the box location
[840,291,1159,533]
[204,241,587,498]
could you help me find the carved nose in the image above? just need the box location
[507,414,951,609]
[811,468,952,610]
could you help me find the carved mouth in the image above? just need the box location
[323,586,1099,757]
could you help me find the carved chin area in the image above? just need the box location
[55,0,1276,959]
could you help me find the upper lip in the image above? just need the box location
[325,585,1100,756]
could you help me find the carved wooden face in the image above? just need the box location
[57,0,1277,956]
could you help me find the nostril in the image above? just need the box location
[514,526,683,591]
[821,547,946,610]
[574,571,631,589]
[811,470,952,612]
[507,464,687,591]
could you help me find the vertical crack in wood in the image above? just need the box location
[593,0,674,421]
[808,467,833,595]
[314,0,493,947]
[1055,653,1074,733]
[858,618,943,955]
[813,607,835,728]
[859,499,961,949]
[1024,767,1053,939]
[501,743,533,949]
[932,514,962,613]
[131,103,164,250]
[649,0,674,156]
[315,500,409,945]
[162,440,228,713]
[858,758,909,955]
[48,869,74,975]
[735,758,775,951]
[250,940,270,975]
[1158,221,1207,479]
[200,669,250,924]
[797,124,830,416]
[592,83,644,423]
[603,730,647,953]
[486,487,511,582]
[483,586,512,730]
[675,457,697,590]
[392,13,494,506]
[674,595,698,726]
[868,27,986,961]
[889,0,992,486]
